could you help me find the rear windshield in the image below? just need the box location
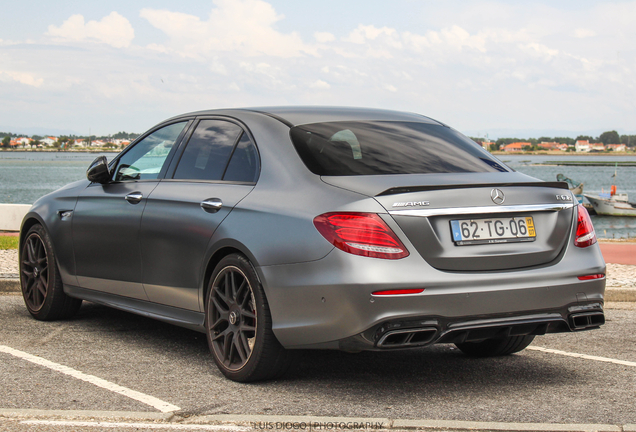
[289,121,508,176]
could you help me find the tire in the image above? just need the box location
[20,224,82,320]
[205,253,293,382]
[455,335,535,357]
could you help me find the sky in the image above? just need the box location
[1,0,635,139]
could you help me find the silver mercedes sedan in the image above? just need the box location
[19,107,605,382]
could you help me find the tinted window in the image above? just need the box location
[173,120,242,181]
[223,133,259,183]
[114,122,186,181]
[289,121,509,176]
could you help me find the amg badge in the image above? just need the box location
[393,201,430,207]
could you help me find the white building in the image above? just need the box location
[606,144,627,152]
[40,137,57,146]
[575,140,590,152]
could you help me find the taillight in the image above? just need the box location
[313,212,409,259]
[574,205,597,248]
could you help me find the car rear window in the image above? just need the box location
[289,121,508,176]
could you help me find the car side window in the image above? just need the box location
[114,122,187,182]
[173,120,243,181]
[223,133,259,183]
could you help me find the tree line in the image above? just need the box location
[471,130,635,148]
[1,131,139,148]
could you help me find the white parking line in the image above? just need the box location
[20,420,247,431]
[0,345,181,413]
[528,346,636,367]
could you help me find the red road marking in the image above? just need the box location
[599,242,636,265]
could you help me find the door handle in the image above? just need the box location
[201,198,223,213]
[125,191,143,204]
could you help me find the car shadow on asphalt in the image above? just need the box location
[64,301,584,393]
[72,301,210,350]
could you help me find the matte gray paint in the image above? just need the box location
[140,181,255,310]
[65,284,205,333]
[20,107,606,352]
[385,187,574,271]
[72,181,161,300]
[321,172,544,197]
[259,232,605,347]
[22,179,87,287]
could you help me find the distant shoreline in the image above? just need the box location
[0,149,119,153]
[533,161,636,166]
[491,151,634,156]
[1,149,634,156]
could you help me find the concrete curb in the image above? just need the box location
[0,278,20,293]
[391,419,622,431]
[1,278,635,302]
[0,204,30,231]
[604,288,636,302]
[0,410,632,431]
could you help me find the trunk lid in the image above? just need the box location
[322,173,575,271]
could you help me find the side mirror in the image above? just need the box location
[87,156,111,184]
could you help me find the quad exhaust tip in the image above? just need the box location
[377,327,438,348]
[375,312,603,349]
[569,312,605,330]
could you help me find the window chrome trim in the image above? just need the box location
[388,202,575,217]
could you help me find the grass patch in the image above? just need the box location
[0,236,19,250]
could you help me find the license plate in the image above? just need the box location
[450,216,536,245]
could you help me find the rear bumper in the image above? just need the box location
[337,303,604,352]
[258,241,606,350]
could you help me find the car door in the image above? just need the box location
[72,121,190,299]
[140,118,260,310]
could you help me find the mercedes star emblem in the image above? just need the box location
[491,188,505,205]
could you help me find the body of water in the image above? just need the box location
[2,151,636,238]
[0,151,115,205]
[499,154,636,239]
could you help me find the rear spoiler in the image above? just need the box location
[377,181,569,197]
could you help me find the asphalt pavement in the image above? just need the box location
[1,296,635,431]
[1,234,636,431]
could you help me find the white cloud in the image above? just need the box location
[209,58,228,75]
[314,32,335,43]
[439,25,487,52]
[574,28,596,38]
[343,24,489,56]
[140,0,317,58]
[310,79,330,89]
[47,12,134,48]
[344,25,402,49]
[520,42,559,61]
[2,1,636,137]
[146,43,168,53]
[0,71,44,87]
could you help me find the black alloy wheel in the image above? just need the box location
[20,224,82,320]
[21,230,49,312]
[208,265,258,371]
[206,254,293,382]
